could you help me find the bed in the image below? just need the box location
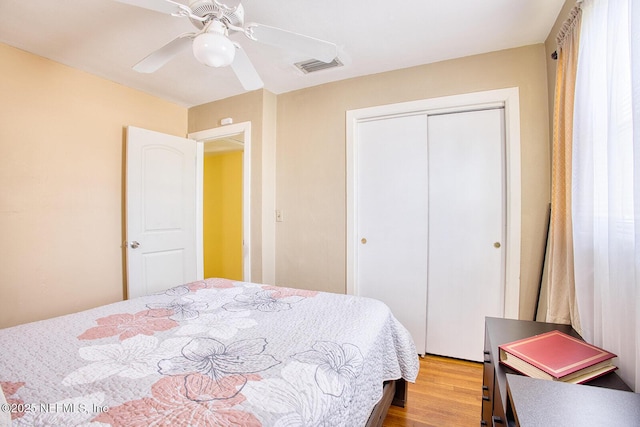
[0,278,419,426]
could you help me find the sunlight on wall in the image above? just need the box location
[0,42,187,328]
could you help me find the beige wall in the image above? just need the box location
[0,43,187,328]
[1,40,554,327]
[275,45,551,320]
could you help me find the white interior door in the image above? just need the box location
[126,126,197,298]
[356,115,429,353]
[425,109,505,362]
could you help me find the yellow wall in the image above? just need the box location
[0,43,187,328]
[203,151,243,280]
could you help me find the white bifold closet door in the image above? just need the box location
[355,108,505,361]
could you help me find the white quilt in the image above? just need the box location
[0,279,419,426]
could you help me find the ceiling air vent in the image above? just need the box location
[295,57,343,74]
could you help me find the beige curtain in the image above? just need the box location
[540,5,582,329]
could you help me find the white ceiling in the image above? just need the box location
[0,0,565,108]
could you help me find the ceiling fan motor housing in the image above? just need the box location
[188,0,244,29]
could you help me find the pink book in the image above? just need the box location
[499,330,617,383]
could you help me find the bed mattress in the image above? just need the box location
[0,279,418,426]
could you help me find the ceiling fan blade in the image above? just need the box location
[246,23,337,63]
[230,44,264,91]
[133,35,193,73]
[112,0,187,15]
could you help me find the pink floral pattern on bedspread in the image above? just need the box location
[1,382,25,420]
[0,278,419,427]
[94,375,262,427]
[78,310,178,341]
[261,286,319,299]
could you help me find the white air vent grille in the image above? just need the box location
[295,57,343,74]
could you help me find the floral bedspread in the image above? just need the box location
[0,279,419,426]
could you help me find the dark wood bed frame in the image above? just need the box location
[365,378,408,427]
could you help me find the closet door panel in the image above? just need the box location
[356,115,429,354]
[425,109,505,362]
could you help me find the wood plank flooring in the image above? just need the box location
[383,355,483,427]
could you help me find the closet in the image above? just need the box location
[347,91,520,362]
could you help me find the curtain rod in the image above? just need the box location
[551,0,583,60]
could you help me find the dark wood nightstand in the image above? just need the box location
[506,373,640,426]
[482,317,631,426]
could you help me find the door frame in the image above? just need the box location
[346,88,521,319]
[189,122,252,282]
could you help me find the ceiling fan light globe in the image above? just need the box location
[192,32,235,67]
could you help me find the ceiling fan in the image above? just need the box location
[114,0,338,91]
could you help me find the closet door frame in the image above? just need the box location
[345,87,521,319]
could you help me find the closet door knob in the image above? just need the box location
[130,241,141,249]
[493,242,501,248]
[361,238,367,244]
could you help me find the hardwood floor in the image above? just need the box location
[383,355,483,427]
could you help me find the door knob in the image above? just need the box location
[361,238,367,244]
[493,242,501,248]
[130,241,140,249]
